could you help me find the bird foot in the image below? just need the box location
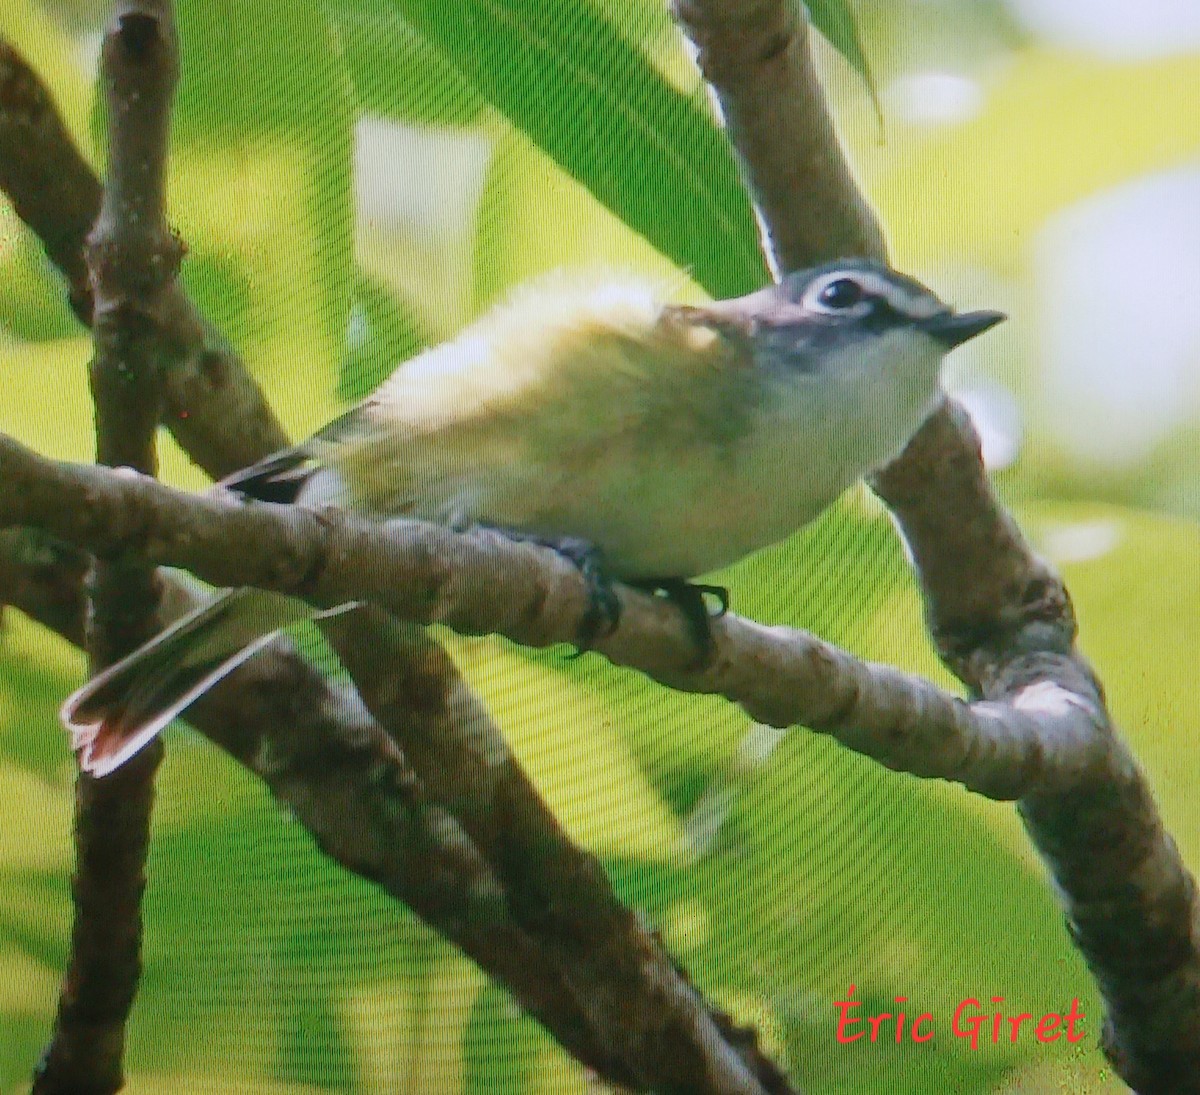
[480,528,621,652]
[548,537,623,652]
[477,527,728,660]
[627,577,728,659]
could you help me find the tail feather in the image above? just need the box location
[61,587,316,776]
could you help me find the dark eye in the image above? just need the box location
[817,278,864,310]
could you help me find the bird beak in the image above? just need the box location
[918,309,1006,348]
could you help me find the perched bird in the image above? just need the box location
[62,260,1003,776]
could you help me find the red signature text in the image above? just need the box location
[834,985,1086,1049]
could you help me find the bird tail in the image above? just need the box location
[61,587,317,776]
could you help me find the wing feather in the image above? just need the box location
[312,276,748,531]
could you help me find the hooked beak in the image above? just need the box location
[918,309,1006,349]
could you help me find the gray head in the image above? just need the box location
[693,259,1004,376]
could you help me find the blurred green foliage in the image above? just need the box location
[1,0,1196,1092]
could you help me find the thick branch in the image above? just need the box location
[0,436,1122,803]
[875,405,1200,1088]
[0,528,636,1086]
[673,1,1200,1087]
[673,0,886,268]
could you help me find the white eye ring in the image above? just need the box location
[807,276,870,315]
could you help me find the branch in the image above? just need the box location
[0,528,637,1087]
[673,0,886,268]
[0,435,1120,801]
[0,36,791,1092]
[33,4,183,1089]
[1,525,785,1095]
[0,38,287,476]
[313,604,788,1094]
[675,0,1200,1088]
[0,42,101,322]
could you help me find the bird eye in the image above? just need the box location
[817,278,864,310]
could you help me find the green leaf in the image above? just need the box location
[0,229,78,342]
[338,271,429,403]
[330,7,488,125]
[807,0,878,105]
[332,0,769,299]
[156,0,354,352]
[470,126,702,313]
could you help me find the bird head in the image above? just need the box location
[684,259,1005,380]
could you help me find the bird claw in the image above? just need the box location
[477,526,727,660]
[549,537,622,653]
[691,583,729,618]
[481,530,621,654]
[628,578,729,660]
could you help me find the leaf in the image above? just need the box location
[331,0,769,299]
[464,985,584,1094]
[470,126,706,313]
[330,6,488,125]
[140,0,354,352]
[806,0,879,108]
[338,271,429,402]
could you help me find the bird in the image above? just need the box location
[61,259,1004,776]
